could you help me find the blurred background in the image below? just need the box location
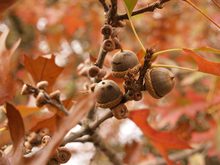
[0,0,220,164]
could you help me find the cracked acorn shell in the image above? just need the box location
[145,67,175,99]
[94,80,123,108]
[111,50,141,78]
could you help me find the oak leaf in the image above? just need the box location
[129,109,191,165]
[183,49,220,76]
[23,54,64,89]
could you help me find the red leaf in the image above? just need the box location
[129,110,191,165]
[183,49,220,76]
[23,54,64,88]
[5,103,25,155]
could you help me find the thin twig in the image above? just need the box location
[117,0,171,20]
[62,111,113,146]
[99,0,109,12]
[92,132,123,165]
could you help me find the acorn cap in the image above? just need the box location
[145,67,175,99]
[111,50,140,78]
[94,80,123,108]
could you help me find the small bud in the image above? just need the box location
[27,132,40,145]
[36,92,47,107]
[90,83,97,92]
[36,81,49,90]
[103,39,115,52]
[101,24,113,36]
[47,159,59,165]
[21,84,31,95]
[49,90,61,101]
[88,65,100,77]
[134,92,143,101]
[39,128,50,138]
[41,135,51,146]
[24,141,32,151]
[111,104,128,120]
[56,147,71,163]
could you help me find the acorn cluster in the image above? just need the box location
[93,50,175,119]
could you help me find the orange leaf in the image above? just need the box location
[183,49,220,76]
[61,6,85,35]
[129,110,191,165]
[23,54,64,88]
[16,106,40,117]
[0,29,20,105]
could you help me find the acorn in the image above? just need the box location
[145,67,175,99]
[111,50,141,78]
[94,80,123,108]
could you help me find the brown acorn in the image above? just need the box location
[145,67,175,99]
[94,80,123,108]
[111,50,141,78]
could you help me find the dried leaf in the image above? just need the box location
[5,103,24,155]
[23,54,64,88]
[183,49,220,76]
[129,109,191,165]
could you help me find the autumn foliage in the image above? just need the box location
[0,0,220,165]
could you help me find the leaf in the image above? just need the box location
[0,29,20,105]
[16,106,40,117]
[183,49,220,76]
[124,0,138,15]
[194,46,220,55]
[129,109,191,165]
[5,103,25,153]
[23,54,64,88]
[62,6,85,35]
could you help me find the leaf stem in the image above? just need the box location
[152,48,183,60]
[123,1,146,53]
[183,0,220,30]
[152,64,197,72]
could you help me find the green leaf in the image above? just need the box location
[124,0,138,15]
